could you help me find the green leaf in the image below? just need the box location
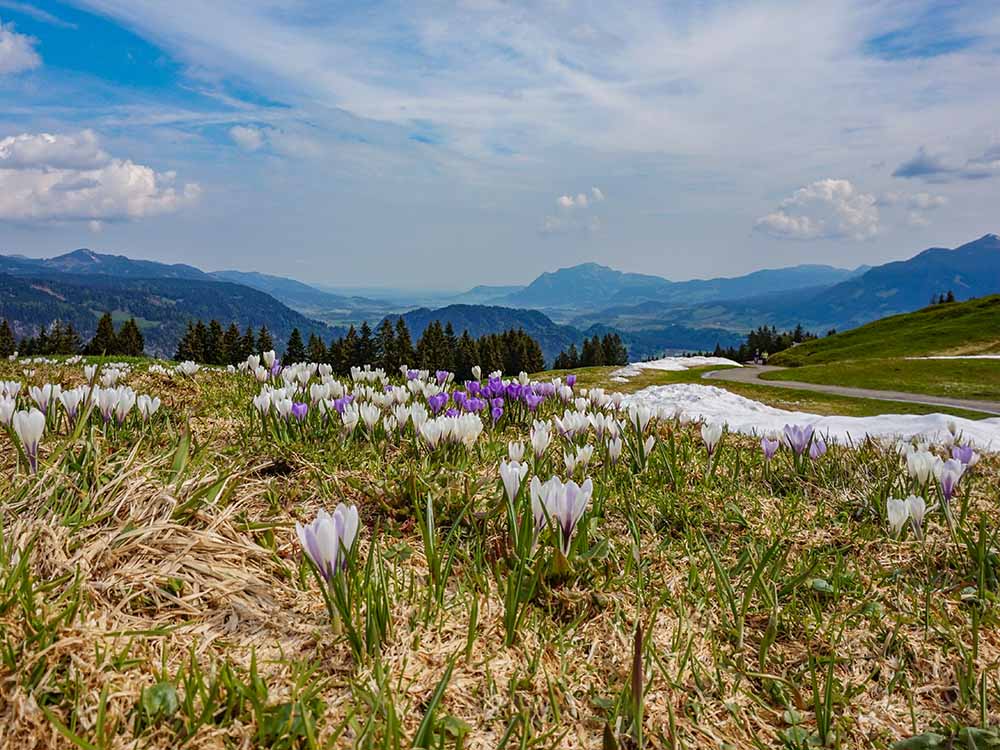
[141,681,179,720]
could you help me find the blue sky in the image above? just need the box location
[1,0,998,288]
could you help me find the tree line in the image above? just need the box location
[931,290,956,305]
[706,324,817,362]
[551,333,629,370]
[0,313,145,358]
[175,317,547,378]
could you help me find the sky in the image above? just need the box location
[0,0,998,289]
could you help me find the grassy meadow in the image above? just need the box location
[1,355,999,750]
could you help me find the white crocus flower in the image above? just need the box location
[360,402,381,430]
[137,395,161,419]
[499,460,529,503]
[472,365,481,380]
[0,396,17,426]
[906,495,926,540]
[701,422,724,456]
[887,497,909,537]
[531,421,552,459]
[508,441,525,463]
[607,436,622,464]
[13,408,45,473]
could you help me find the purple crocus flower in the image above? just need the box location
[428,392,449,415]
[809,438,827,460]
[491,405,503,422]
[761,437,780,461]
[939,458,965,503]
[291,402,308,422]
[465,397,486,412]
[453,391,468,407]
[525,394,544,412]
[952,444,975,465]
[407,369,420,381]
[566,374,577,387]
[435,370,450,385]
[466,380,481,396]
[783,424,813,456]
[270,360,282,376]
[445,407,460,417]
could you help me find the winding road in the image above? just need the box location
[702,365,1000,416]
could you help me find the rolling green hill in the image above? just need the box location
[770,294,1000,366]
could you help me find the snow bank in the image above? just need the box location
[623,383,1000,450]
[611,356,741,382]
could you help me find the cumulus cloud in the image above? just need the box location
[755,179,879,240]
[544,186,606,235]
[555,186,605,209]
[0,19,40,74]
[229,124,265,151]
[0,130,201,224]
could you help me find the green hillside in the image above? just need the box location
[770,294,1000,366]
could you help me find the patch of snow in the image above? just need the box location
[623,383,1000,451]
[612,356,741,380]
[907,355,1000,361]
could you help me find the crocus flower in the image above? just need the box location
[525,393,544,412]
[566,374,577,388]
[137,395,161,420]
[508,441,525,462]
[531,421,552,459]
[938,458,964,503]
[13,408,45,473]
[499,460,528,503]
[951,444,979,467]
[607,436,622,464]
[809,438,827,460]
[906,449,936,485]
[0,396,16,426]
[472,365,481,380]
[906,495,926,540]
[701,422,723,456]
[428,392,448,415]
[887,497,908,537]
[761,436,780,461]
[549,478,593,556]
[783,424,813,455]
[295,503,360,580]
[291,402,309,422]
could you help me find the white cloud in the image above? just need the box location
[755,179,879,240]
[229,124,265,151]
[557,194,574,208]
[0,19,40,75]
[591,187,605,201]
[0,130,201,224]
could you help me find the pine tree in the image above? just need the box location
[240,326,257,361]
[117,318,145,356]
[223,323,242,364]
[257,326,274,354]
[285,327,306,363]
[357,322,375,366]
[175,322,199,361]
[394,318,414,369]
[374,319,397,372]
[205,320,225,364]
[87,313,118,355]
[307,333,328,363]
[0,320,16,357]
[192,321,209,363]
[342,326,360,369]
[454,329,478,380]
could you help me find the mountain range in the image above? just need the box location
[0,233,997,362]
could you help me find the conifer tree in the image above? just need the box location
[357,322,375,365]
[374,319,397,372]
[342,325,360,370]
[117,318,145,356]
[87,313,118,355]
[257,326,274,354]
[307,333,328,363]
[240,326,257,361]
[222,323,242,364]
[285,327,307,363]
[394,318,415,368]
[0,319,16,357]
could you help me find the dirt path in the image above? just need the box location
[702,365,1000,416]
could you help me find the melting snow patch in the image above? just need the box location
[611,356,741,382]
[906,355,1000,361]
[623,383,1000,451]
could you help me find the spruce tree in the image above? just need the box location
[87,313,118,355]
[342,326,360,369]
[205,320,225,364]
[357,322,375,366]
[240,326,257,361]
[257,326,274,354]
[222,323,242,364]
[175,322,199,361]
[117,318,145,356]
[285,327,307,363]
[454,330,478,380]
[0,320,16,357]
[394,318,414,368]
[192,321,209,363]
[307,333,328,363]
[374,319,397,372]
